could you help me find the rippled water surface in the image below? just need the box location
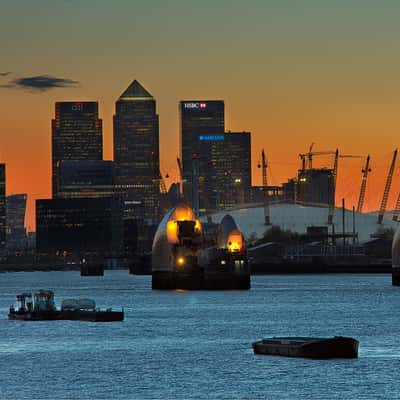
[0,272,399,399]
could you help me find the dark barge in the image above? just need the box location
[252,336,359,359]
[8,290,123,322]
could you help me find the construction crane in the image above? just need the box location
[299,148,335,170]
[378,149,398,224]
[327,149,339,225]
[158,170,167,195]
[177,157,183,199]
[307,142,315,168]
[357,155,371,213]
[258,149,271,225]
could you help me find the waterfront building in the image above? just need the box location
[0,164,5,256]
[179,100,224,208]
[52,102,103,197]
[113,80,160,224]
[6,194,27,249]
[58,160,114,199]
[36,197,124,263]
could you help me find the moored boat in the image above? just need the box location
[8,290,123,322]
[252,336,359,359]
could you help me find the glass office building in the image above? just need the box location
[179,100,224,206]
[113,80,160,224]
[197,131,252,212]
[52,102,103,197]
[6,193,27,248]
[58,160,114,199]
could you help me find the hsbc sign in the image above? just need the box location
[183,102,207,109]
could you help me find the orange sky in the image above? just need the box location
[2,1,400,230]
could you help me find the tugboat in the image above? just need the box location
[8,290,124,322]
[252,336,359,359]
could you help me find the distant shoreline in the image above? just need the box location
[0,264,393,274]
[0,264,81,273]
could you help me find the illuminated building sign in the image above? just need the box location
[184,102,207,109]
[198,135,225,141]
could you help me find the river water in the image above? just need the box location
[0,271,399,399]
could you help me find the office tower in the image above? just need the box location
[52,102,103,197]
[197,131,251,212]
[58,160,114,199]
[6,194,27,249]
[297,168,334,206]
[113,80,160,223]
[179,100,224,206]
[36,197,124,263]
[0,164,5,255]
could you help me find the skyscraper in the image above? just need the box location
[179,100,224,208]
[113,80,160,223]
[6,193,27,249]
[0,164,5,256]
[52,102,103,197]
[197,131,251,212]
[58,160,114,199]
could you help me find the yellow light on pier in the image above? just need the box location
[177,256,185,266]
[227,229,244,253]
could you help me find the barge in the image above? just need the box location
[252,336,359,359]
[8,290,123,322]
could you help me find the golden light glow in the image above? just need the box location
[194,218,202,233]
[227,229,244,253]
[177,256,185,266]
[171,204,196,222]
[166,220,179,243]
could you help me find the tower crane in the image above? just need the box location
[299,148,335,170]
[258,149,271,225]
[327,149,339,225]
[378,149,397,224]
[177,157,183,199]
[307,142,315,168]
[325,151,364,224]
[357,155,371,213]
[157,170,167,195]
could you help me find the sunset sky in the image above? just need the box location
[2,1,400,230]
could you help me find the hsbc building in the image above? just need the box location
[179,100,225,208]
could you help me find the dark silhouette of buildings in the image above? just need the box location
[297,168,334,206]
[0,164,5,257]
[57,160,114,199]
[36,197,123,264]
[6,194,27,250]
[52,102,103,197]
[113,80,160,224]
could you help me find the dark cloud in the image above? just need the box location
[0,72,11,77]
[0,74,79,91]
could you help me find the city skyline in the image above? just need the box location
[3,1,400,228]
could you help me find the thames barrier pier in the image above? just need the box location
[392,227,400,285]
[151,204,250,290]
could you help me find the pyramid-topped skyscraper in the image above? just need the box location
[114,80,160,231]
[118,80,154,100]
